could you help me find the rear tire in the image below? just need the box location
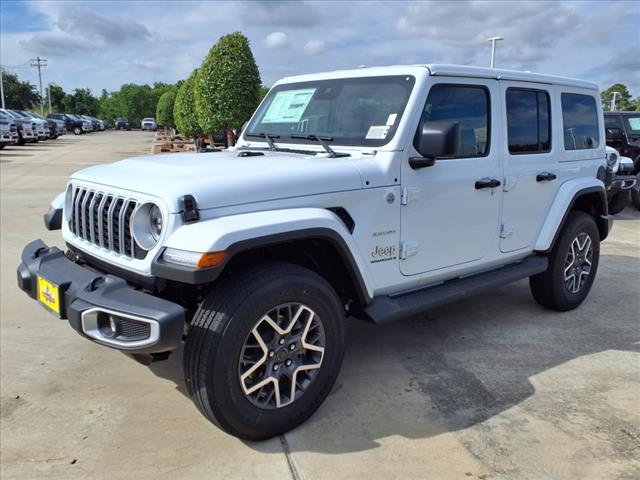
[184,263,345,440]
[73,126,82,135]
[608,190,629,215]
[530,211,600,311]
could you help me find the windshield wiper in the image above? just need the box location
[245,132,279,151]
[289,134,350,158]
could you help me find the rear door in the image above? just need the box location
[499,82,559,253]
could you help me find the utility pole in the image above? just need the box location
[30,56,48,115]
[47,84,52,113]
[0,67,5,109]
[611,91,620,112]
[487,36,504,68]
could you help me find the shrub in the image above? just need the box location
[195,32,261,146]
[174,69,203,138]
[156,89,177,129]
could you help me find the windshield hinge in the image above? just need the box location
[400,241,419,260]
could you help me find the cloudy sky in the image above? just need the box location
[1,0,638,97]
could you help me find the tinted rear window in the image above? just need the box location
[561,93,599,150]
[506,88,551,153]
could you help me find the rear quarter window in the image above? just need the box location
[561,93,599,150]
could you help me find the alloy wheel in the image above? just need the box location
[564,232,593,294]
[238,303,325,409]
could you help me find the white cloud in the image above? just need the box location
[264,31,288,49]
[303,40,325,55]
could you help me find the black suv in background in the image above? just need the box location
[605,111,640,174]
[48,113,85,135]
[115,117,131,130]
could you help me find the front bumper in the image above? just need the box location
[609,174,637,192]
[17,239,186,353]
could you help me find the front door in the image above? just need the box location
[400,78,502,276]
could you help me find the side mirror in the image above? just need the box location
[606,127,623,140]
[411,120,460,169]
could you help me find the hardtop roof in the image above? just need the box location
[277,63,598,91]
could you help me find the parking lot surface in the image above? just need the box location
[1,132,639,480]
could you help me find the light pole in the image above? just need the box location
[47,84,52,113]
[487,36,504,68]
[0,68,5,109]
[611,91,620,111]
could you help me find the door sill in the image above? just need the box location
[359,255,548,324]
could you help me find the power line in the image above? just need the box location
[30,57,48,115]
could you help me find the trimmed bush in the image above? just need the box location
[156,89,177,129]
[174,70,203,138]
[195,32,261,146]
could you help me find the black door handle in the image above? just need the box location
[536,172,557,182]
[475,178,501,189]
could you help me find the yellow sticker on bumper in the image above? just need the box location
[37,276,60,315]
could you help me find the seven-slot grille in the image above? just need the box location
[68,186,143,258]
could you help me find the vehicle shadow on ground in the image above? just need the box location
[147,254,640,453]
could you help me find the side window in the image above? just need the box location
[561,93,599,150]
[604,115,622,129]
[506,88,551,154]
[416,84,490,158]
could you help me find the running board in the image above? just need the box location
[361,255,548,324]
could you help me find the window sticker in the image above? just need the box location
[366,125,390,139]
[628,118,640,130]
[386,113,397,126]
[261,88,316,123]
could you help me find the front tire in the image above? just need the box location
[530,211,600,311]
[184,263,345,440]
[73,126,82,135]
[608,190,629,215]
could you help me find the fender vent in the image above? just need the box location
[327,207,355,234]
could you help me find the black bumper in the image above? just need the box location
[17,239,186,353]
[608,174,637,194]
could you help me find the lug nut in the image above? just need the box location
[279,338,285,345]
[286,359,292,366]
[268,351,274,358]
[289,344,296,351]
[273,364,279,371]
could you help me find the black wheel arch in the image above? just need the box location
[538,186,610,254]
[152,227,371,306]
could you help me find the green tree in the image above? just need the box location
[156,89,177,128]
[195,32,261,146]
[601,83,635,111]
[63,88,99,115]
[174,69,203,139]
[45,83,66,113]
[258,85,270,103]
[1,69,40,110]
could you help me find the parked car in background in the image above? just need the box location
[605,111,640,174]
[0,111,19,148]
[96,119,106,131]
[115,117,131,130]
[68,114,93,133]
[141,117,157,131]
[23,111,61,139]
[48,113,84,135]
[605,146,637,214]
[1,109,37,144]
[12,110,50,140]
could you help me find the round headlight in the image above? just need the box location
[132,203,163,251]
[149,204,163,240]
[64,185,74,222]
[606,151,618,168]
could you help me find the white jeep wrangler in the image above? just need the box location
[18,64,613,440]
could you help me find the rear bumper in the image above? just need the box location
[17,239,186,353]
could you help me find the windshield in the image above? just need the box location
[624,116,640,134]
[245,75,415,147]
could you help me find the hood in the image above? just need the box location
[71,150,365,212]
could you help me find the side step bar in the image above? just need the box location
[360,255,548,324]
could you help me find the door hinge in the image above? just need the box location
[500,224,514,239]
[503,177,517,192]
[400,241,419,260]
[401,187,421,206]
